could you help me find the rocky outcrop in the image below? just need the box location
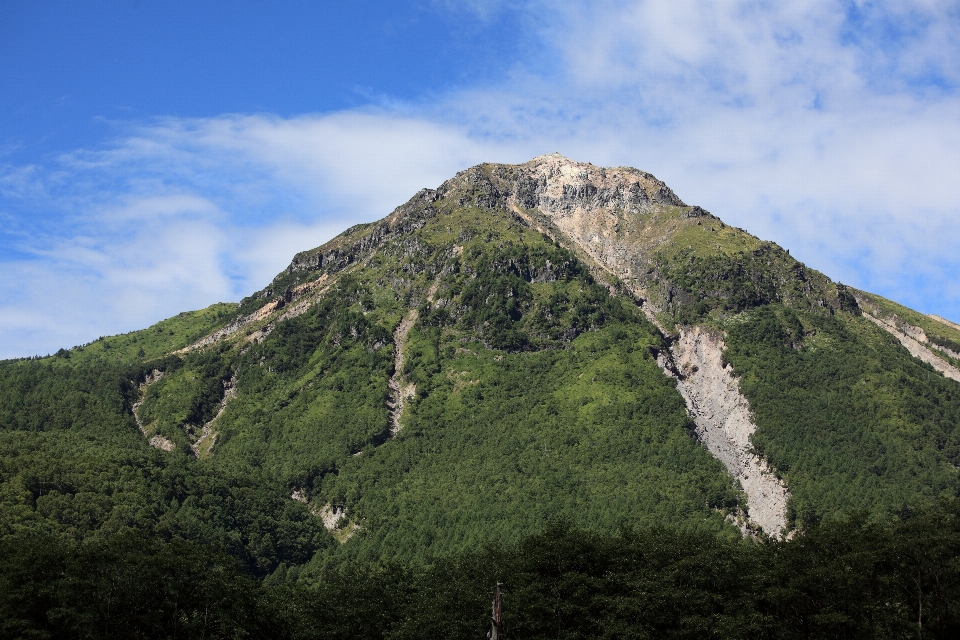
[388,310,418,436]
[182,273,335,352]
[179,302,282,353]
[509,153,686,214]
[317,503,358,542]
[864,313,960,383]
[658,326,789,537]
[190,372,237,458]
[502,155,685,300]
[930,314,960,333]
[131,369,175,452]
[290,492,358,543]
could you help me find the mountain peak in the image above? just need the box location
[282,155,833,327]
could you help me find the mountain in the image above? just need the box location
[3,153,960,574]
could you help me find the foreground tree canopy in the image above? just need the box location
[4,156,960,637]
[3,510,960,639]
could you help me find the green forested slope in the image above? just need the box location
[0,199,742,571]
[201,205,741,563]
[3,156,960,637]
[0,357,331,574]
[720,305,960,528]
[4,510,960,639]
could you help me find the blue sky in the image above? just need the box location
[2,0,960,358]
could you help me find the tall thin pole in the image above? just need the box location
[488,582,504,640]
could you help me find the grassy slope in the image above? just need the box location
[27,302,241,367]
[857,290,960,364]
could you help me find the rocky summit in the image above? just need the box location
[4,155,960,636]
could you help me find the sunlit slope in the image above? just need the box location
[2,154,960,568]
[201,203,742,560]
[720,306,960,526]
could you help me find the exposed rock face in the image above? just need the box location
[864,313,960,383]
[930,314,960,333]
[317,503,359,542]
[181,274,336,352]
[388,310,418,436]
[190,372,237,458]
[512,152,685,214]
[290,492,358,543]
[132,370,175,452]
[660,327,789,537]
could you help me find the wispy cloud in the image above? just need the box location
[0,113,505,358]
[2,0,960,358]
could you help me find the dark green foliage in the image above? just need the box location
[318,322,739,563]
[0,533,269,639]
[656,243,837,324]
[0,356,333,575]
[723,305,960,529]
[4,508,960,639]
[422,240,626,350]
[929,333,960,355]
[0,360,137,433]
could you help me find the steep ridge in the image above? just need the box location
[5,154,960,567]
[171,153,958,539]
[863,313,960,383]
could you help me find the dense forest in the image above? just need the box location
[720,305,960,527]
[3,508,960,639]
[5,160,960,637]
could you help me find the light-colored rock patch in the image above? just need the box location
[148,435,175,452]
[180,274,334,352]
[190,373,237,458]
[131,370,176,452]
[864,313,960,383]
[929,314,960,333]
[386,282,438,436]
[179,301,282,353]
[290,492,360,542]
[659,326,789,538]
[508,154,680,305]
[318,503,345,530]
[274,274,334,324]
[317,503,359,542]
[388,310,418,436]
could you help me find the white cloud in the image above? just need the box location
[434,0,960,315]
[0,113,505,358]
[3,0,960,357]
